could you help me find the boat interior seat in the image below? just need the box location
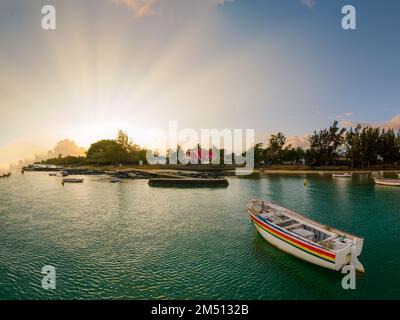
[258,213,274,223]
[285,223,303,231]
[318,236,335,243]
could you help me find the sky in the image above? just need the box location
[1,0,400,169]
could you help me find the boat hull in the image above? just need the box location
[250,215,339,271]
[374,178,400,186]
[247,199,364,273]
[62,178,84,183]
[332,174,351,178]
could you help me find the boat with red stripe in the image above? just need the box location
[246,199,364,273]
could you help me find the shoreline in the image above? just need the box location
[20,164,399,175]
[258,169,399,174]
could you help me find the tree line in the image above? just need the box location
[42,130,148,166]
[42,122,400,168]
[254,121,400,168]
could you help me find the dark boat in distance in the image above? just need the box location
[148,178,229,188]
[0,173,11,178]
[62,178,84,185]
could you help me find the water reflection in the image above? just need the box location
[1,172,400,299]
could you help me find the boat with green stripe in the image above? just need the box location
[246,199,365,273]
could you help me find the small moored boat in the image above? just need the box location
[0,172,11,178]
[246,199,364,273]
[332,173,351,178]
[62,178,84,184]
[373,177,400,186]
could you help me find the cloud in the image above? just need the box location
[286,134,310,149]
[383,114,400,129]
[0,139,86,171]
[109,0,234,17]
[341,114,400,131]
[0,140,47,171]
[300,0,316,9]
[344,112,353,117]
[47,139,86,158]
[110,0,159,17]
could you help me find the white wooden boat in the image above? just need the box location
[373,177,400,186]
[62,178,84,184]
[332,173,351,178]
[246,199,364,273]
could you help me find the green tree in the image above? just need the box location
[86,139,127,165]
[344,125,361,169]
[359,126,380,168]
[266,132,287,163]
[253,143,264,164]
[379,129,398,164]
[309,121,346,166]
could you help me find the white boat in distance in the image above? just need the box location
[246,200,365,273]
[332,173,351,178]
[373,177,400,186]
[62,178,84,184]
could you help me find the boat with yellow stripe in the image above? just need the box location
[246,199,364,273]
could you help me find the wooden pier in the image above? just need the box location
[129,169,184,179]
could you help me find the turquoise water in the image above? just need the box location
[1,172,400,299]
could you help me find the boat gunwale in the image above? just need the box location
[248,210,338,257]
[373,177,400,185]
[247,200,364,242]
[62,178,84,183]
[332,173,351,178]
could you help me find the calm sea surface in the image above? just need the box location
[1,172,400,299]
